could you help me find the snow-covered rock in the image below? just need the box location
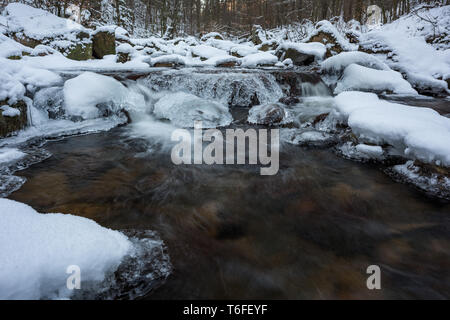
[4,3,89,42]
[150,54,186,67]
[204,55,239,67]
[241,52,278,67]
[0,199,132,300]
[335,64,418,95]
[321,51,391,75]
[229,44,259,58]
[333,91,450,167]
[63,72,145,120]
[191,45,227,60]
[1,105,21,117]
[306,20,358,57]
[248,103,293,125]
[276,42,326,65]
[154,92,232,128]
[201,32,224,41]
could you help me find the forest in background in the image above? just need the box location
[1,0,449,37]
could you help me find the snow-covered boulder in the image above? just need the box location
[116,43,135,63]
[321,51,391,75]
[241,52,278,68]
[333,91,450,167]
[276,42,326,66]
[154,92,232,128]
[191,45,226,61]
[335,64,417,95]
[0,199,131,299]
[248,103,293,125]
[229,44,259,58]
[205,55,239,67]
[150,54,186,67]
[201,32,224,41]
[92,26,116,59]
[3,3,93,60]
[63,72,144,120]
[306,20,358,57]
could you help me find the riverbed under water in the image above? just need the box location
[7,121,450,299]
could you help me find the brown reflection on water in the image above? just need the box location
[9,128,450,299]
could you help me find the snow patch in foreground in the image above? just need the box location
[0,199,131,300]
[335,64,417,95]
[333,92,450,166]
[154,92,232,128]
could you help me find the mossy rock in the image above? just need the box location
[7,55,21,60]
[0,100,28,138]
[66,42,93,61]
[92,31,116,59]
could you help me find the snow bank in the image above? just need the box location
[335,64,417,95]
[333,92,450,166]
[359,5,450,94]
[154,92,232,128]
[321,51,391,74]
[0,199,131,300]
[241,52,278,67]
[63,72,145,120]
[277,42,327,60]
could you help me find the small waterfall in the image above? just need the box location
[300,82,331,97]
[138,69,285,107]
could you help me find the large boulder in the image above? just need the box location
[0,100,27,138]
[92,28,116,59]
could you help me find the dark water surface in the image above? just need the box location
[8,124,450,299]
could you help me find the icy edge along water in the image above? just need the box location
[0,199,171,300]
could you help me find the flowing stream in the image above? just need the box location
[3,68,450,299]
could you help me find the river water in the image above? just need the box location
[3,69,450,299]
